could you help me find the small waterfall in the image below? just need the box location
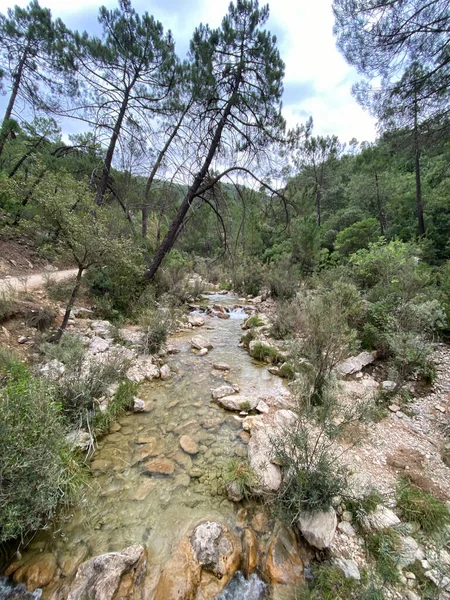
[0,578,42,600]
[216,571,268,600]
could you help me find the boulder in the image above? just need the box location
[256,400,269,414]
[217,312,230,319]
[89,336,110,354]
[188,314,205,327]
[160,364,171,380]
[66,545,146,600]
[336,351,376,376]
[154,538,201,600]
[361,505,400,532]
[180,435,199,455]
[241,529,258,577]
[382,380,397,392]
[274,409,297,429]
[248,427,282,492]
[133,397,145,412]
[265,524,304,585]
[332,558,361,581]
[211,385,237,400]
[11,553,57,592]
[191,336,213,351]
[217,394,259,412]
[297,507,337,549]
[126,357,160,383]
[398,536,420,568]
[190,521,241,580]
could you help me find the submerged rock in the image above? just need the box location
[180,435,199,455]
[213,362,230,371]
[143,458,175,476]
[297,507,337,549]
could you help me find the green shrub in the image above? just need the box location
[366,528,402,584]
[0,361,84,543]
[271,299,303,339]
[407,560,439,599]
[94,380,138,436]
[272,418,347,518]
[0,289,15,323]
[279,362,295,380]
[265,258,299,299]
[222,459,257,499]
[244,314,265,329]
[396,479,450,533]
[346,490,385,527]
[335,218,380,256]
[232,259,264,297]
[249,341,281,364]
[139,308,172,354]
[240,329,256,348]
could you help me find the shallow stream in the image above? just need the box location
[3,293,287,598]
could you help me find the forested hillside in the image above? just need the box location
[1,1,450,599]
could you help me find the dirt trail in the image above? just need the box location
[0,268,78,293]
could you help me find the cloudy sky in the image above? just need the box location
[0,0,377,144]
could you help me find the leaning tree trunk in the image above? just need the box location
[95,89,131,206]
[0,48,28,158]
[49,266,84,343]
[413,93,426,237]
[144,86,239,280]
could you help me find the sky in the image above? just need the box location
[0,0,377,144]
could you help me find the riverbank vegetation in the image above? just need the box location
[1,0,450,596]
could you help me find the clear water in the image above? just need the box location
[4,293,286,597]
[217,572,268,600]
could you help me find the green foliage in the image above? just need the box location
[244,314,264,328]
[0,289,14,323]
[0,359,84,543]
[265,258,299,299]
[240,329,256,348]
[45,276,78,302]
[233,259,264,297]
[139,309,171,355]
[335,218,380,256]
[249,341,281,364]
[345,490,385,527]
[94,380,137,436]
[271,299,303,339]
[396,479,450,533]
[407,560,440,599]
[222,459,257,499]
[366,528,402,584]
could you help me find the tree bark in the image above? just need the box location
[48,265,84,343]
[144,79,241,280]
[95,88,131,206]
[413,93,426,237]
[142,103,191,238]
[0,47,28,158]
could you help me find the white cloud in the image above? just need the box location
[0,0,377,142]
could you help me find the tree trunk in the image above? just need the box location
[315,188,321,227]
[374,171,385,236]
[95,89,130,206]
[48,266,84,343]
[413,95,426,237]
[142,103,191,238]
[0,48,28,158]
[144,80,241,280]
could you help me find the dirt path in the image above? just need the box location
[0,268,78,293]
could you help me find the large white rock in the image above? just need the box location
[332,558,361,580]
[211,385,237,400]
[297,507,337,549]
[336,351,376,376]
[217,395,259,412]
[191,335,213,350]
[274,409,297,430]
[126,357,160,383]
[188,314,205,327]
[361,505,400,532]
[248,427,282,492]
[67,545,145,600]
[89,336,110,354]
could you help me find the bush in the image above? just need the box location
[249,341,281,364]
[335,218,380,256]
[45,275,78,302]
[240,329,256,348]
[222,459,257,499]
[232,259,264,297]
[293,290,357,404]
[265,258,299,299]
[0,360,84,543]
[396,479,450,533]
[94,380,137,436]
[271,299,303,339]
[0,288,15,323]
[139,308,172,354]
[244,314,265,329]
[366,528,402,584]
